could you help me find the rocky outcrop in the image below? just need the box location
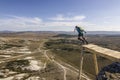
[97,62,120,80]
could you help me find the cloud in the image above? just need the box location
[2,15,119,31]
[103,16,120,24]
[0,16,44,31]
[9,16,42,24]
[49,14,86,21]
[89,25,120,31]
[0,15,89,31]
[44,21,83,27]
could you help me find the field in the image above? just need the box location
[0,32,119,80]
[0,32,84,80]
[45,34,120,79]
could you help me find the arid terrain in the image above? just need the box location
[0,32,119,80]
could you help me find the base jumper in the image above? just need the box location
[74,26,88,44]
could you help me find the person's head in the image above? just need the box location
[75,26,78,28]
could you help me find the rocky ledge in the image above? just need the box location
[97,62,120,80]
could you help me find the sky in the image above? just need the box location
[0,0,120,31]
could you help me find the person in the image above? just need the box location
[74,25,88,44]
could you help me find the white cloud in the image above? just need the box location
[49,14,86,21]
[0,15,119,31]
[9,16,42,24]
[0,16,43,31]
[0,15,88,31]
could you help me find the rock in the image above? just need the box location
[97,62,120,80]
[0,72,5,78]
[0,69,9,78]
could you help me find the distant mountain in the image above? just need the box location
[53,31,120,35]
[0,30,15,33]
[87,31,120,35]
[0,31,120,35]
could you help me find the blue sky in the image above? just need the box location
[0,0,120,31]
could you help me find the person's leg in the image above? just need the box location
[78,33,80,40]
[79,36,84,44]
[82,36,88,44]
[78,33,84,43]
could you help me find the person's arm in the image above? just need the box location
[84,30,87,33]
[82,29,87,33]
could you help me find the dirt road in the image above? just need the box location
[43,50,91,80]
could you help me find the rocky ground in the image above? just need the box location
[1,36,119,80]
[0,37,89,80]
[97,62,120,80]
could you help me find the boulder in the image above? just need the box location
[97,62,120,80]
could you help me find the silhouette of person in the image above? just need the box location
[74,25,88,44]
